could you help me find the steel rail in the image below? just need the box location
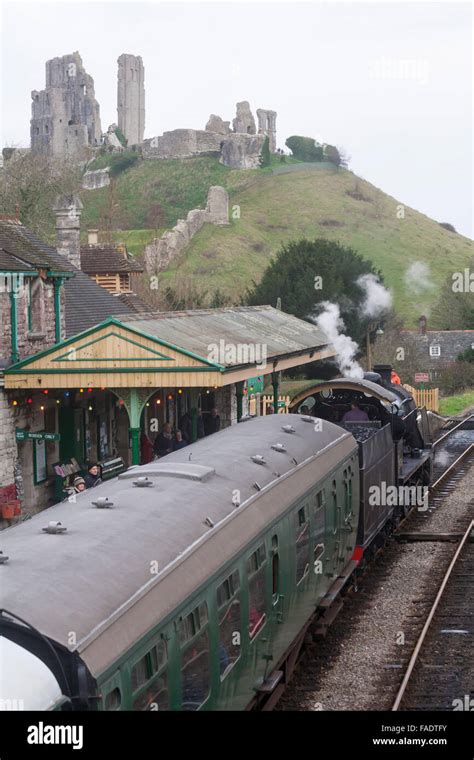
[429,443,474,492]
[392,518,474,711]
[432,413,474,449]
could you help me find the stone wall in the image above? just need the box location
[220,133,265,169]
[144,186,229,273]
[53,195,83,269]
[82,167,111,190]
[31,51,102,157]
[142,129,223,159]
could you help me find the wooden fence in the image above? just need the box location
[248,394,291,416]
[403,384,439,412]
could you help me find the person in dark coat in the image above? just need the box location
[197,412,205,439]
[205,407,221,435]
[173,430,189,451]
[179,412,192,443]
[84,464,102,488]
[153,423,174,458]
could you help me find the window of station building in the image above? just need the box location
[312,490,326,560]
[216,570,241,680]
[295,506,310,584]
[247,544,267,639]
[429,345,441,357]
[131,637,168,711]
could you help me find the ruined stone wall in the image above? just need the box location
[31,52,102,157]
[144,186,229,273]
[143,129,223,159]
[117,54,145,146]
[220,133,265,168]
[82,167,110,190]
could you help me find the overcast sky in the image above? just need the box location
[1,0,472,237]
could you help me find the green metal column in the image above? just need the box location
[235,381,244,422]
[129,388,141,465]
[271,371,280,415]
[53,278,64,344]
[10,290,18,364]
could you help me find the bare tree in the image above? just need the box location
[0,148,82,241]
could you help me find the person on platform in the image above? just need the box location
[173,430,189,451]
[72,476,86,493]
[140,431,154,464]
[391,370,401,385]
[84,463,102,488]
[197,412,205,439]
[341,401,370,423]
[153,423,174,458]
[179,411,192,443]
[205,407,221,435]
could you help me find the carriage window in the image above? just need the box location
[247,545,266,639]
[133,673,169,711]
[217,571,241,680]
[131,638,168,691]
[176,602,208,645]
[181,629,210,710]
[104,687,121,711]
[131,637,169,711]
[313,490,326,560]
[295,506,310,584]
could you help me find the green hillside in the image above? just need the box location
[81,156,472,326]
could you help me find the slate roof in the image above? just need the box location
[400,330,474,363]
[0,220,74,273]
[80,245,143,274]
[0,221,133,338]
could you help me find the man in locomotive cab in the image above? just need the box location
[342,401,369,423]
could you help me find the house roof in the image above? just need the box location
[400,330,474,362]
[119,306,333,366]
[80,245,143,274]
[0,221,133,338]
[0,220,74,273]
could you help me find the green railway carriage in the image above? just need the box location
[0,414,360,711]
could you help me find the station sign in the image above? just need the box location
[15,429,61,442]
[414,373,429,383]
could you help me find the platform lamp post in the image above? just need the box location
[366,323,384,372]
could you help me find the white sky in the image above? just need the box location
[1,0,472,237]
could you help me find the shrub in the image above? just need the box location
[323,144,342,166]
[285,135,324,162]
[458,347,474,363]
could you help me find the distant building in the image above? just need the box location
[80,230,147,311]
[400,316,474,381]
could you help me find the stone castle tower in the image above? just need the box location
[117,54,145,146]
[30,52,102,157]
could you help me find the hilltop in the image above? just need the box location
[80,155,472,326]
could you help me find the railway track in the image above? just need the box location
[276,415,474,712]
[392,518,474,711]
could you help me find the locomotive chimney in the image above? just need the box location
[373,364,392,384]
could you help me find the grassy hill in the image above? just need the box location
[81,155,472,326]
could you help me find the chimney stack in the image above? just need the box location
[53,195,83,270]
[88,229,99,246]
[419,315,427,335]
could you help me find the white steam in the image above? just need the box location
[404,261,435,295]
[312,301,364,379]
[357,273,393,317]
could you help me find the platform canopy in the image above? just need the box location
[4,306,335,390]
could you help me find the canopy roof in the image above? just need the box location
[4,308,335,390]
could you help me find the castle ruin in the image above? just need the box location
[117,54,145,146]
[30,52,102,157]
